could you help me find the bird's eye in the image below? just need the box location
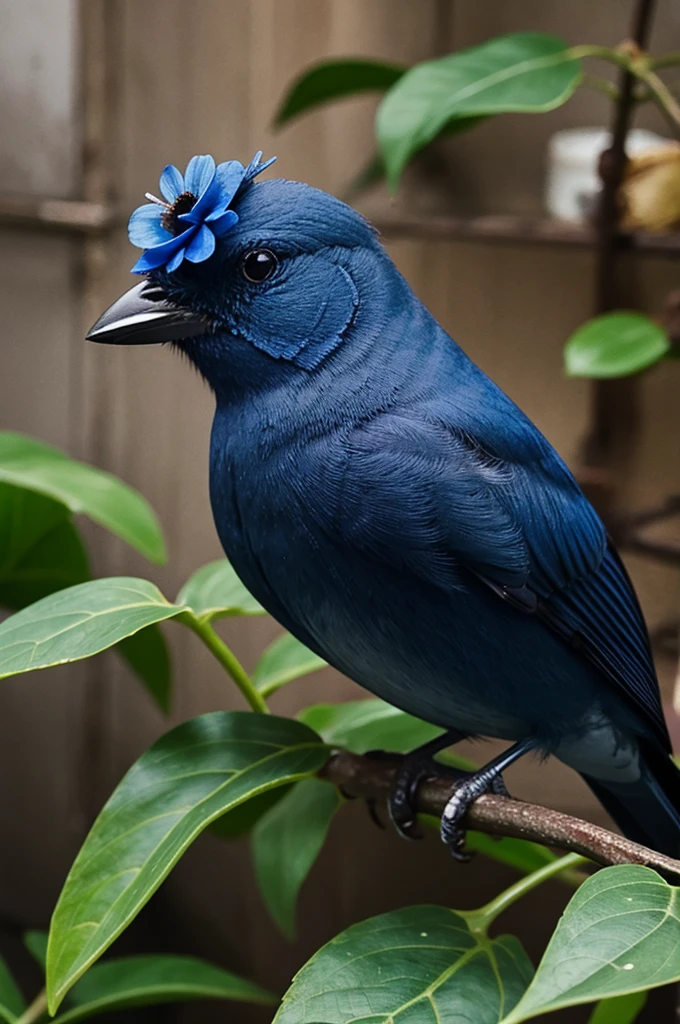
[241,249,277,283]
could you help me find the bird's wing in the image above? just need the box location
[334,407,666,744]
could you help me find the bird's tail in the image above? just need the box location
[582,741,680,858]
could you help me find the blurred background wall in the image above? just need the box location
[1,2,680,1021]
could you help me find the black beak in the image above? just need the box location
[86,280,211,345]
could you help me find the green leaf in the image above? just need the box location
[299,698,474,764]
[0,955,26,1023]
[564,312,670,378]
[0,433,165,564]
[50,954,275,1022]
[502,865,680,1021]
[274,905,534,1023]
[253,778,341,938]
[254,632,327,697]
[23,929,48,970]
[342,115,485,199]
[46,712,328,1012]
[0,578,182,680]
[464,832,558,875]
[0,484,69,570]
[587,991,647,1024]
[275,58,405,125]
[0,493,171,716]
[209,785,292,839]
[117,624,172,714]
[377,32,581,188]
[0,517,90,612]
[176,559,265,622]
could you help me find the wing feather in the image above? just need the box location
[338,406,667,745]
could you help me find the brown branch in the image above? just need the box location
[321,749,680,880]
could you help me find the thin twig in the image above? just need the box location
[321,749,680,879]
[178,613,269,713]
[581,74,620,102]
[15,990,47,1024]
[650,50,680,70]
[631,66,680,130]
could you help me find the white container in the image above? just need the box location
[545,127,670,222]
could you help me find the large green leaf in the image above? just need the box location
[275,58,405,124]
[50,954,275,1022]
[275,905,533,1023]
[299,698,462,757]
[254,632,327,697]
[0,517,89,611]
[587,991,647,1024]
[46,712,328,1012]
[564,312,670,379]
[502,865,680,1021]
[0,433,165,563]
[176,559,265,621]
[0,485,89,610]
[0,483,68,570]
[209,785,292,839]
[0,956,26,1023]
[0,578,182,680]
[117,624,172,714]
[377,32,581,188]
[253,778,341,938]
[0,486,171,709]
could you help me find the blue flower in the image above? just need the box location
[128,151,276,274]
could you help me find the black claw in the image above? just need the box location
[366,796,385,830]
[439,771,511,858]
[388,758,435,840]
[363,730,481,847]
[340,782,387,830]
[490,775,510,798]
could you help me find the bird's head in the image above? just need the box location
[88,152,388,395]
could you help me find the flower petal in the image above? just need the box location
[128,204,171,248]
[130,226,196,273]
[207,208,239,236]
[159,164,184,202]
[184,224,216,263]
[166,247,186,273]
[184,154,216,197]
[243,151,276,183]
[180,174,223,225]
[215,160,246,202]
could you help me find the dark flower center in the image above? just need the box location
[161,191,197,235]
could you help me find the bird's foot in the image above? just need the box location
[388,755,467,840]
[440,771,509,860]
[363,729,467,838]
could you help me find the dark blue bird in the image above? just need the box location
[89,153,680,857]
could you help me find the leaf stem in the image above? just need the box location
[568,44,633,70]
[180,613,269,713]
[15,990,48,1024]
[581,74,620,102]
[649,50,680,70]
[462,853,587,935]
[568,41,680,129]
[631,66,680,129]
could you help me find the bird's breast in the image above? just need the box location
[207,404,609,746]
